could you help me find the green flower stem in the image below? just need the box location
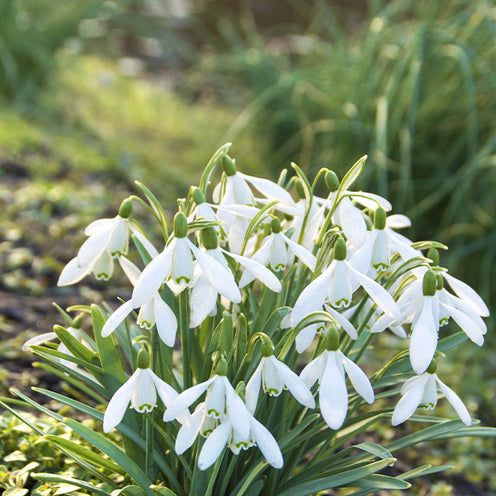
[179,291,192,389]
[205,453,226,496]
[145,414,153,478]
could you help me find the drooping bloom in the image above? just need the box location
[392,362,471,427]
[245,351,315,413]
[103,351,185,433]
[301,332,374,430]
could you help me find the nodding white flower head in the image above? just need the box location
[103,350,185,433]
[291,238,401,334]
[101,257,178,347]
[392,360,471,427]
[132,213,240,308]
[350,209,419,275]
[301,330,374,430]
[245,342,315,413]
[294,303,358,354]
[239,218,316,289]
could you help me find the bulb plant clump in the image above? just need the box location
[6,143,494,496]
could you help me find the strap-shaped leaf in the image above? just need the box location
[352,474,411,489]
[353,442,392,460]
[199,142,232,192]
[336,155,367,199]
[32,473,111,496]
[54,325,99,364]
[150,485,179,496]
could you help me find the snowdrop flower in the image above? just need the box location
[301,330,374,430]
[58,199,159,286]
[350,209,419,274]
[190,228,281,327]
[392,360,471,426]
[294,303,358,353]
[163,361,251,438]
[291,238,401,333]
[245,339,315,412]
[240,217,316,288]
[103,349,186,433]
[101,257,178,347]
[175,399,283,470]
[132,213,240,307]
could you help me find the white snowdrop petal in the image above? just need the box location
[22,332,57,351]
[436,378,472,426]
[320,352,348,430]
[271,356,315,408]
[224,378,251,439]
[129,224,159,259]
[443,273,489,317]
[154,296,178,347]
[226,250,282,292]
[77,228,110,267]
[325,305,358,339]
[163,378,215,422]
[350,192,392,211]
[84,218,115,236]
[284,236,317,271]
[245,363,263,414]
[190,274,218,328]
[118,257,141,287]
[295,324,318,353]
[132,243,174,307]
[198,421,231,471]
[188,241,241,303]
[175,405,205,455]
[339,352,374,404]
[300,354,326,388]
[410,297,438,374]
[101,300,134,337]
[347,263,401,321]
[240,172,295,206]
[57,257,92,286]
[249,417,284,469]
[103,371,139,433]
[335,197,367,247]
[392,375,429,426]
[386,214,411,229]
[441,302,484,346]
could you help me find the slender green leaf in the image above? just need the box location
[32,473,111,496]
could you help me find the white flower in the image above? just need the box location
[101,257,178,347]
[103,366,184,433]
[392,369,471,427]
[301,347,374,430]
[288,198,325,251]
[132,214,241,307]
[245,354,315,413]
[239,219,316,287]
[291,239,401,333]
[175,402,283,471]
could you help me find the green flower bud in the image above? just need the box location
[173,212,188,238]
[137,348,150,369]
[271,217,282,234]
[221,156,237,176]
[215,358,228,376]
[374,207,387,230]
[427,359,438,375]
[325,171,340,192]
[192,187,206,205]
[71,315,83,329]
[295,179,306,199]
[427,248,439,266]
[325,328,340,351]
[436,273,444,290]
[201,227,218,250]
[422,270,437,296]
[119,198,133,218]
[334,237,347,261]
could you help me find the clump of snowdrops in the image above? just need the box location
[4,143,494,496]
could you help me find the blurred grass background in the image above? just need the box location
[0,0,494,494]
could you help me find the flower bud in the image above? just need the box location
[71,315,83,329]
[215,357,228,376]
[119,198,133,218]
[221,156,237,176]
[436,273,444,290]
[333,237,347,261]
[374,207,387,230]
[325,171,340,192]
[192,187,206,205]
[137,348,150,369]
[201,227,218,250]
[295,179,306,199]
[422,270,437,296]
[173,212,188,238]
[325,328,340,351]
[427,359,438,375]
[261,339,274,357]
[427,248,439,266]
[271,217,282,234]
